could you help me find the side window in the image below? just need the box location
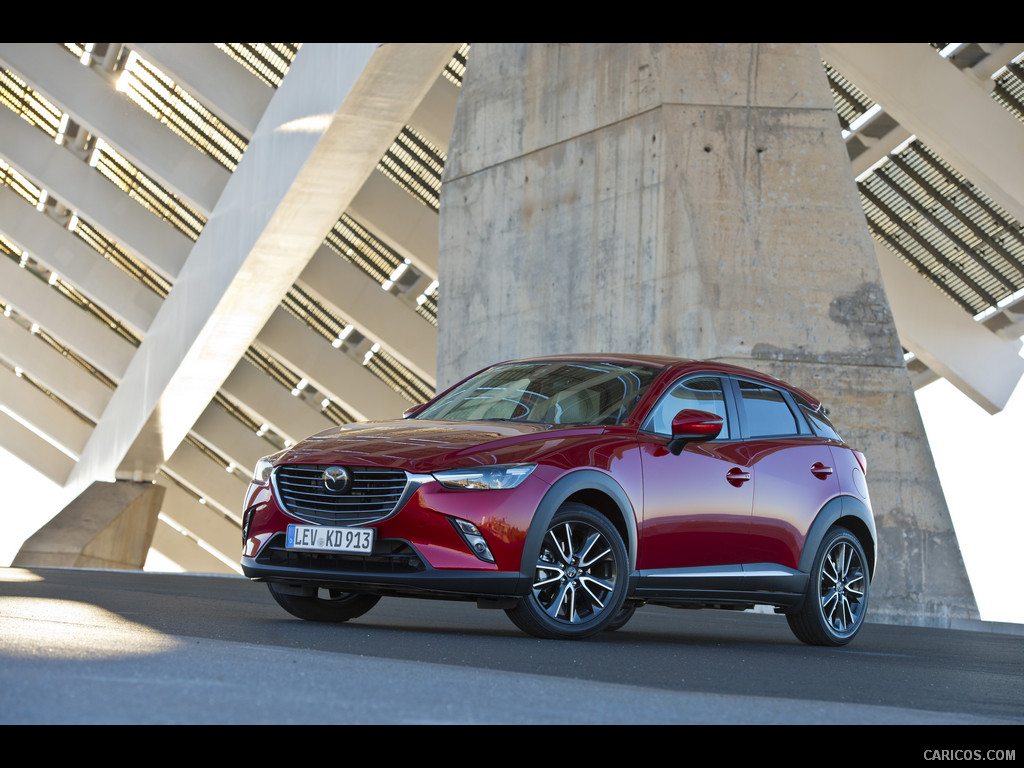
[642,376,730,438]
[737,380,799,437]
[798,402,843,441]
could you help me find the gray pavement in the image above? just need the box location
[1,566,1022,726]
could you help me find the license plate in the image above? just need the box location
[286,524,374,554]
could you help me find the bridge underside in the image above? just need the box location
[0,43,1021,622]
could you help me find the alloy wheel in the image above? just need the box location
[533,519,618,624]
[818,538,867,636]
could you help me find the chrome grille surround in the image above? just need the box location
[272,464,415,526]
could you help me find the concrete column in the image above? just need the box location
[13,480,163,569]
[438,43,978,626]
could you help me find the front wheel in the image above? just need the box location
[267,582,380,623]
[787,527,869,646]
[506,503,629,639]
[604,603,637,632]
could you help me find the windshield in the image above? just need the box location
[417,361,659,425]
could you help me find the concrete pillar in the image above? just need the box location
[13,481,163,569]
[438,43,978,626]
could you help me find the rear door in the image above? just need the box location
[729,378,840,570]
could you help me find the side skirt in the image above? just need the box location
[633,563,808,611]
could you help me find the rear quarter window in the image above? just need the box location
[798,402,843,441]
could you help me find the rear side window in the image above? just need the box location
[798,402,843,441]
[642,376,730,438]
[737,380,800,437]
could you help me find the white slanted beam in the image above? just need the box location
[0,104,192,282]
[191,401,274,478]
[409,73,460,152]
[0,43,230,217]
[349,169,440,280]
[0,317,112,422]
[821,43,1024,223]
[127,43,273,140]
[298,244,437,383]
[875,241,1024,413]
[0,184,162,336]
[152,480,242,573]
[161,441,248,522]
[0,255,135,382]
[0,409,75,484]
[67,43,458,490]
[221,361,335,447]
[0,366,91,457]
[257,307,412,422]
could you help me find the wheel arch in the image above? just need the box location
[518,469,638,586]
[799,495,877,579]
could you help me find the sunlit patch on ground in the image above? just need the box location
[0,596,182,660]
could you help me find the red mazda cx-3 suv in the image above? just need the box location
[241,354,875,645]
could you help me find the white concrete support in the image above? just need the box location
[849,123,913,179]
[191,402,274,478]
[66,43,458,490]
[875,241,1024,414]
[221,361,335,447]
[820,43,1024,224]
[299,244,437,382]
[0,185,162,336]
[0,318,112,422]
[349,169,440,280]
[0,105,192,282]
[149,518,234,574]
[127,43,273,140]
[257,307,412,422]
[161,441,248,522]
[0,367,91,457]
[0,256,135,381]
[0,406,75,484]
[0,43,231,216]
[409,74,461,152]
[154,479,242,573]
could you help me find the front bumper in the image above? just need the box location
[241,534,523,600]
[241,465,552,599]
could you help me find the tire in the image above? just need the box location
[604,603,637,632]
[267,582,380,623]
[787,527,869,646]
[506,503,629,639]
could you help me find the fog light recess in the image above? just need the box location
[451,518,495,563]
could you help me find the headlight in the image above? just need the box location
[253,450,287,483]
[432,464,536,490]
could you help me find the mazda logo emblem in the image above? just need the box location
[322,466,352,494]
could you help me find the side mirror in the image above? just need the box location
[668,409,723,455]
[403,403,428,419]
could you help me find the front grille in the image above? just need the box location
[274,464,408,525]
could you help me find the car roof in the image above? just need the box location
[500,353,822,409]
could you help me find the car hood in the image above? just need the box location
[275,419,606,473]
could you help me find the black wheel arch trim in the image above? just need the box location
[799,494,877,579]
[517,469,638,590]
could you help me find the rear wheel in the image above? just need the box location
[787,527,869,646]
[267,582,380,623]
[506,503,628,639]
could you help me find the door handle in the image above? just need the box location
[726,467,751,487]
[811,462,834,480]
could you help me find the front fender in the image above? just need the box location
[516,469,639,591]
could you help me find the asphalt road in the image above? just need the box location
[1,566,1022,727]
